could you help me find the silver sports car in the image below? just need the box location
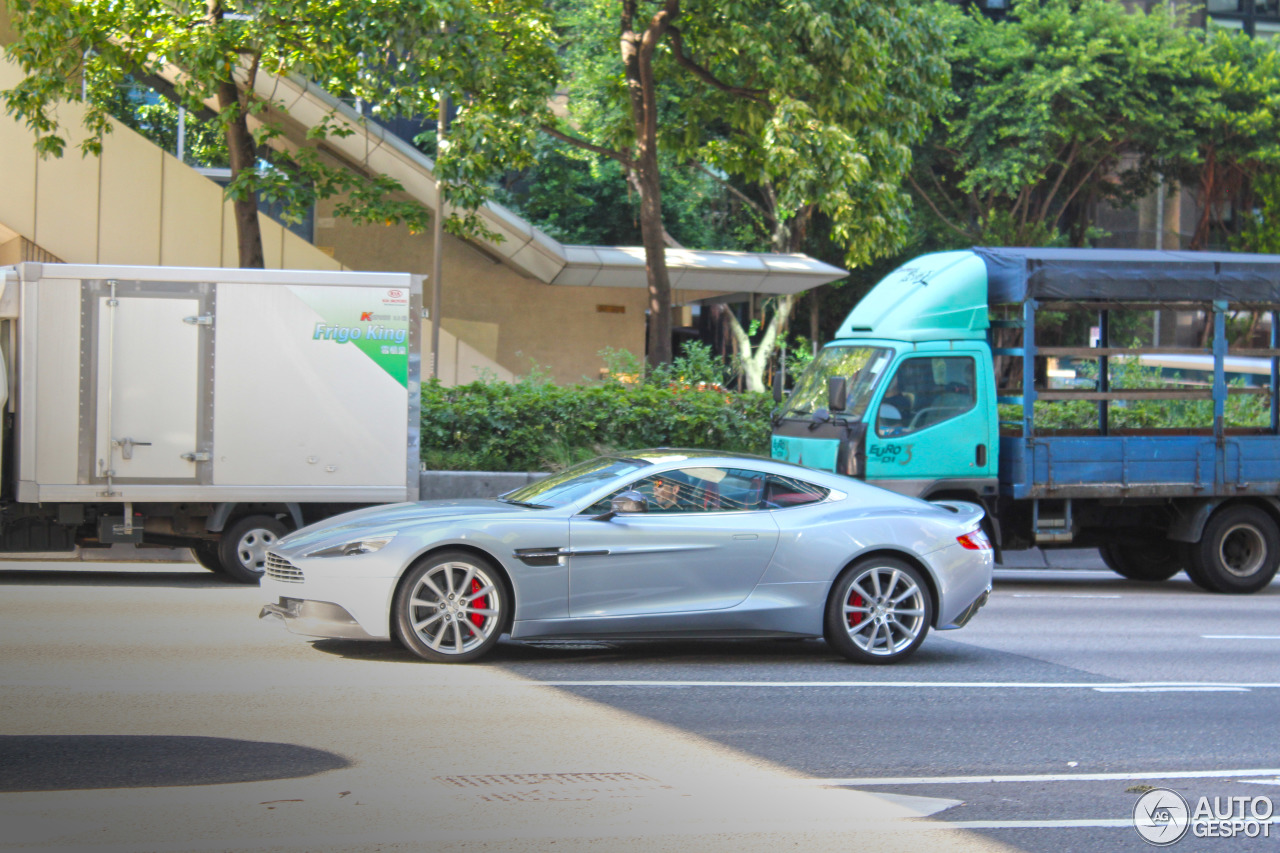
[259,450,993,664]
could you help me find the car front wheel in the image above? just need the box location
[825,556,933,664]
[394,551,508,663]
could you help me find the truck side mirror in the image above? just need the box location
[827,376,848,412]
[773,372,786,403]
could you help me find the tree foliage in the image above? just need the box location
[1171,31,1280,250]
[2,0,556,266]
[488,0,948,377]
[911,0,1202,247]
[909,0,1280,253]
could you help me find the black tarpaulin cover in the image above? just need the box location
[975,247,1280,304]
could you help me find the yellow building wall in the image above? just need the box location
[316,198,650,385]
[0,59,344,276]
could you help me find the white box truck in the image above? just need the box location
[0,262,422,581]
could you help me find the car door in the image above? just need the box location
[567,467,781,617]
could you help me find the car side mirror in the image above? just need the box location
[592,490,647,521]
[827,376,847,412]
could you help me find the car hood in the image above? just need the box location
[277,499,538,553]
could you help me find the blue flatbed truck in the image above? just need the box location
[772,247,1280,593]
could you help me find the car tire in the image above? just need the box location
[190,541,225,574]
[825,556,933,665]
[1188,505,1280,594]
[217,515,288,584]
[394,550,509,663]
[1099,540,1181,582]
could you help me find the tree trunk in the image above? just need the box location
[630,160,673,366]
[725,293,795,392]
[720,204,814,391]
[621,2,675,367]
[217,80,265,269]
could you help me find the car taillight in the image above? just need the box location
[957,528,992,550]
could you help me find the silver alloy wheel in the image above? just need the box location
[406,561,501,655]
[1219,523,1267,578]
[235,528,279,574]
[842,565,926,656]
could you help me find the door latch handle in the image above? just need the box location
[113,437,152,460]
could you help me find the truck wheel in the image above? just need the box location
[217,515,288,584]
[1189,506,1280,594]
[190,541,225,574]
[1098,541,1181,582]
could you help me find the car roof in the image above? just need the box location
[608,448,864,490]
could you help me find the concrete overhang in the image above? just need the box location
[178,68,848,294]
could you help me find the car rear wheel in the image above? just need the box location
[394,551,508,663]
[1099,540,1181,582]
[825,556,933,665]
[217,515,288,584]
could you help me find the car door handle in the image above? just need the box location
[733,534,758,540]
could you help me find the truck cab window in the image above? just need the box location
[877,357,976,437]
[780,346,892,420]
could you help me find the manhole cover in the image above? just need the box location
[434,772,673,803]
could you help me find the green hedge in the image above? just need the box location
[420,378,775,472]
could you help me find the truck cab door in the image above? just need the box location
[864,354,995,495]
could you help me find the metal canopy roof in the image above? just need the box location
[232,72,847,294]
[976,247,1280,304]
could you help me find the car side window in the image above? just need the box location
[761,475,829,509]
[876,356,976,438]
[583,467,790,514]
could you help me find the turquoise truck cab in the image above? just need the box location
[772,251,999,504]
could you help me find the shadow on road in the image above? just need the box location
[306,635,982,669]
[0,569,232,589]
[0,735,350,792]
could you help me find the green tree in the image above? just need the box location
[2,0,555,267]
[483,0,948,375]
[910,0,1202,247]
[1171,30,1280,250]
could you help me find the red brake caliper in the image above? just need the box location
[847,593,864,628]
[469,578,487,628]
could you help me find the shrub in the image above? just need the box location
[420,375,774,472]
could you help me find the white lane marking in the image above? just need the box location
[1203,635,1280,640]
[545,680,1280,689]
[937,817,1280,830]
[1092,686,1250,693]
[863,791,963,818]
[1010,593,1122,599]
[815,768,1280,786]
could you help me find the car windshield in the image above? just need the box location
[780,345,892,420]
[499,456,651,508]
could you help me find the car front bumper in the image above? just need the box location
[259,597,380,640]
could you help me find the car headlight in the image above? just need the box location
[304,533,397,558]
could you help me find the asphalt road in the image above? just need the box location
[2,551,1279,852]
